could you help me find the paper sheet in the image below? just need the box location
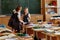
[5,38,18,40]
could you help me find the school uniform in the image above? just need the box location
[23,13,30,25]
[8,10,23,33]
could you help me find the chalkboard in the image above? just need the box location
[30,0,41,14]
[1,0,41,15]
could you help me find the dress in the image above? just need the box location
[23,13,30,25]
[8,12,22,33]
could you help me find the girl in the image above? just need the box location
[23,8,31,25]
[8,6,23,33]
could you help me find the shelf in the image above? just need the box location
[45,0,57,8]
[45,6,57,8]
[45,0,57,21]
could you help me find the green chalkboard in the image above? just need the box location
[29,0,41,14]
[1,0,41,15]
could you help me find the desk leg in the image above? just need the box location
[57,37,59,40]
[36,31,41,40]
[46,35,47,40]
[46,35,52,40]
[57,36,60,40]
[26,28,34,35]
[50,36,52,40]
[46,35,57,40]
[36,32,46,40]
[46,35,51,40]
[33,31,39,40]
[26,27,27,34]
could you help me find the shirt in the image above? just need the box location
[13,9,23,23]
[23,13,31,22]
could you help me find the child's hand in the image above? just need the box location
[23,22,27,25]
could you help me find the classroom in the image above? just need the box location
[0,0,60,40]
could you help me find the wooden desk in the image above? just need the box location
[33,28,60,40]
[18,36,34,40]
[23,24,60,40]
[23,25,34,35]
[50,18,60,24]
[23,25,46,40]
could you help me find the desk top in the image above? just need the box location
[23,23,60,37]
[32,27,60,37]
[0,28,17,40]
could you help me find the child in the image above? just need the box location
[8,6,23,33]
[22,8,31,25]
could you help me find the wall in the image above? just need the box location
[57,0,60,15]
[31,14,43,23]
[0,14,43,27]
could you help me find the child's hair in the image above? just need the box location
[23,7,29,14]
[16,5,22,12]
[24,7,28,10]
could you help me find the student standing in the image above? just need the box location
[8,6,23,33]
